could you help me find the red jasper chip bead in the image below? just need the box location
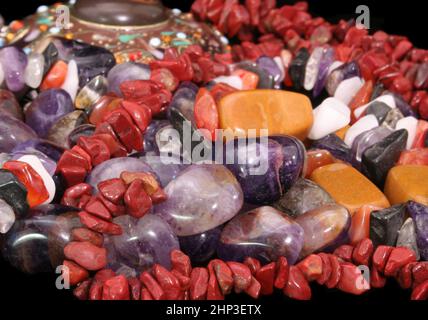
[397,262,416,289]
[171,249,192,277]
[370,265,387,288]
[124,179,153,218]
[316,253,332,285]
[59,166,88,188]
[73,279,92,300]
[102,275,130,300]
[244,276,261,299]
[209,260,234,296]
[274,256,289,290]
[226,261,252,293]
[336,262,370,295]
[104,109,143,152]
[352,238,374,266]
[283,266,312,300]
[77,136,111,166]
[384,247,417,277]
[244,257,261,275]
[140,271,166,300]
[325,254,342,289]
[61,183,93,207]
[98,195,126,217]
[153,264,182,300]
[190,267,209,300]
[207,262,224,300]
[412,262,428,286]
[171,269,191,291]
[57,150,91,172]
[91,133,127,158]
[334,245,354,262]
[296,254,323,282]
[255,262,276,295]
[63,260,90,286]
[141,288,154,300]
[84,196,112,221]
[78,211,122,235]
[372,245,394,273]
[95,269,116,282]
[97,178,127,205]
[64,241,107,271]
[128,277,142,300]
[89,280,103,300]
[71,228,104,247]
[120,100,152,133]
[411,280,428,300]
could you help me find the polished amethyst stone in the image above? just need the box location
[0,89,23,120]
[311,133,352,163]
[0,47,28,92]
[105,214,179,274]
[179,226,222,264]
[256,56,282,88]
[25,89,74,138]
[12,139,65,162]
[313,47,335,97]
[217,206,304,265]
[107,62,150,96]
[143,120,171,155]
[156,164,243,236]
[0,115,37,153]
[53,38,116,87]
[138,154,187,187]
[224,136,306,205]
[407,201,428,260]
[295,204,351,257]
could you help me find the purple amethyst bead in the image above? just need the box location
[0,115,37,153]
[0,47,28,92]
[217,206,304,265]
[256,56,282,88]
[407,201,428,261]
[313,47,335,97]
[179,226,222,264]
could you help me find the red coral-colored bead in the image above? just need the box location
[337,263,370,295]
[61,183,93,207]
[283,266,312,300]
[297,254,323,282]
[171,250,192,277]
[411,280,428,300]
[64,241,107,271]
[59,166,87,187]
[412,262,428,286]
[153,264,182,300]
[124,179,153,218]
[91,133,127,158]
[97,178,126,205]
[120,100,152,133]
[244,276,261,299]
[3,160,49,208]
[71,228,104,247]
[128,277,141,300]
[98,195,126,217]
[244,257,261,275]
[120,171,166,204]
[139,271,166,300]
[57,149,91,172]
[40,60,68,90]
[333,245,354,262]
[95,269,116,282]
[171,269,191,291]
[370,265,387,288]
[397,262,415,289]
[207,262,224,300]
[255,262,276,295]
[274,256,289,290]
[150,68,179,92]
[326,254,342,289]
[190,267,209,300]
[84,196,112,221]
[73,279,92,300]
[78,211,122,235]
[62,260,89,286]
[372,245,393,272]
[384,247,417,277]
[227,261,252,293]
[141,288,153,300]
[89,280,103,300]
[102,275,130,300]
[352,238,374,266]
[316,253,332,285]
[194,88,219,141]
[210,259,234,295]
[104,109,143,152]
[77,136,111,166]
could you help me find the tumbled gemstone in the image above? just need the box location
[218,90,313,140]
[61,60,79,101]
[334,77,364,105]
[397,218,420,260]
[75,76,108,111]
[310,163,390,215]
[0,47,27,92]
[289,48,310,91]
[303,47,324,91]
[53,38,116,87]
[142,120,172,155]
[349,205,381,245]
[105,215,179,274]
[344,114,379,147]
[217,206,304,265]
[0,115,37,153]
[305,149,336,177]
[382,108,404,130]
[88,96,122,125]
[24,53,45,89]
[40,60,68,90]
[224,136,306,204]
[257,56,282,89]
[25,89,74,138]
[156,164,243,236]
[296,204,351,257]
[396,117,418,149]
[361,129,408,187]
[274,178,334,218]
[313,47,335,97]
[87,157,154,189]
[311,134,352,163]
[407,201,428,260]
[137,155,187,188]
[0,198,15,234]
[0,169,28,218]
[365,101,392,124]
[384,165,428,206]
[370,204,406,247]
[326,61,360,96]
[393,93,418,118]
[0,89,22,120]
[234,61,275,89]
[41,42,59,75]
[179,226,222,264]
[107,62,150,96]
[46,111,88,149]
[354,94,396,120]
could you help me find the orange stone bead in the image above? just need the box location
[349,205,382,245]
[3,160,49,208]
[384,165,428,205]
[40,60,68,90]
[218,90,313,140]
[305,149,336,178]
[310,163,390,215]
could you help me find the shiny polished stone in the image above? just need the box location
[156,164,243,236]
[311,134,352,163]
[0,47,27,92]
[217,206,304,265]
[75,76,108,111]
[296,204,351,257]
[46,110,88,149]
[179,226,222,264]
[274,178,334,218]
[366,101,391,124]
[0,198,15,234]
[397,218,420,260]
[0,169,28,218]
[107,62,150,96]
[370,204,406,247]
[24,52,44,89]
[289,48,310,91]
[0,89,23,120]
[0,115,37,153]
[407,201,428,261]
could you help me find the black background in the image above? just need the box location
[0,0,426,316]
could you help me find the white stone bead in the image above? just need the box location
[304,47,324,91]
[396,116,418,149]
[0,198,15,234]
[308,97,351,140]
[327,61,344,76]
[353,94,397,119]
[24,52,44,89]
[17,155,56,205]
[213,75,243,90]
[344,114,379,147]
[334,76,364,105]
[61,59,79,101]
[273,57,285,82]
